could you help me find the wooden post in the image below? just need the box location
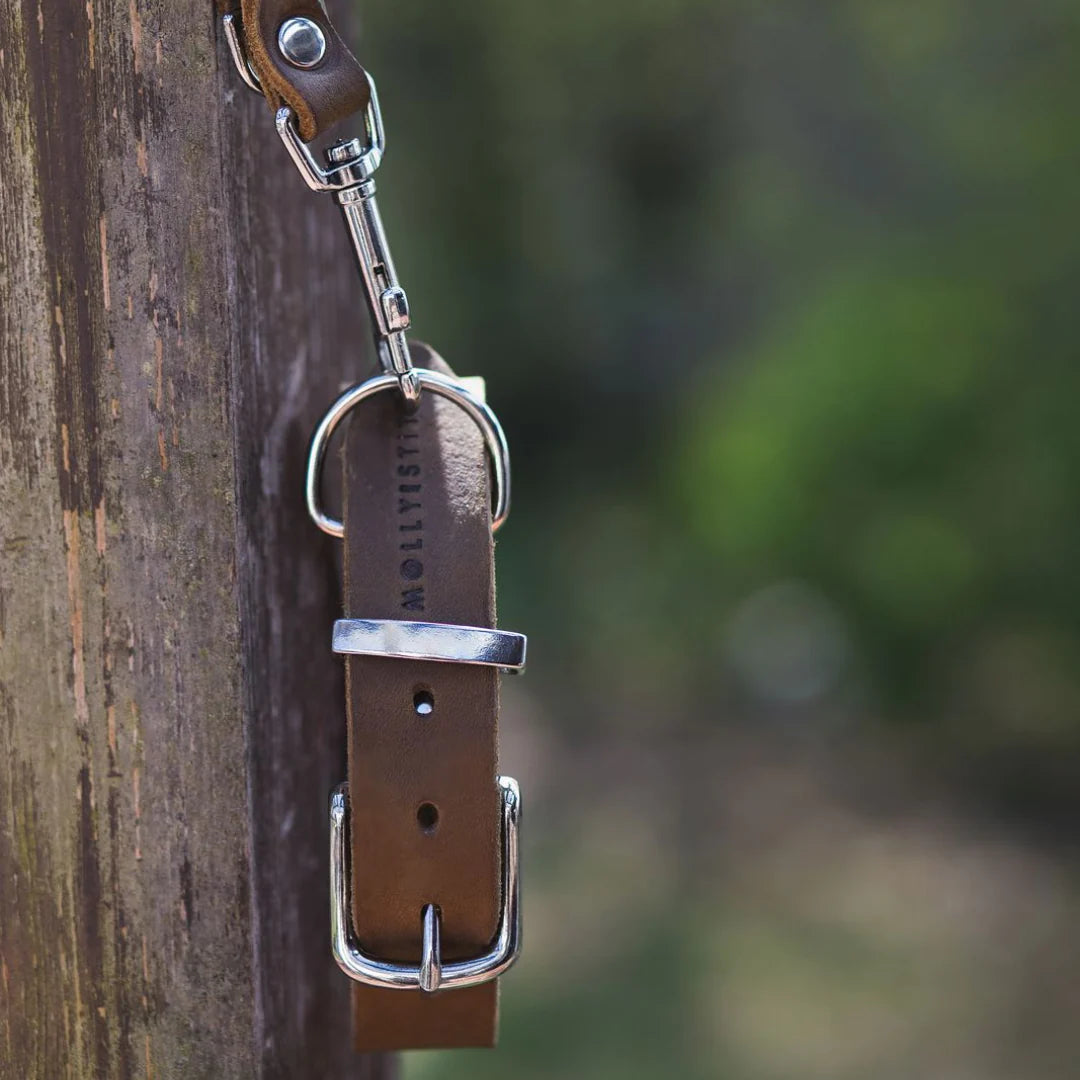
[0,2,392,1076]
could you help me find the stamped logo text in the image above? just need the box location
[396,413,424,611]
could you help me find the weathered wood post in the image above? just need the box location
[0,2,391,1075]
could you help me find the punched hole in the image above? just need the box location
[413,690,435,716]
[416,802,439,834]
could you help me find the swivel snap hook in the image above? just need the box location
[223,13,418,402]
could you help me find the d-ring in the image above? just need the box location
[306,368,511,537]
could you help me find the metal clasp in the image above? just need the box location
[223,14,419,402]
[330,777,522,992]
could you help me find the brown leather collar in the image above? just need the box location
[342,344,504,1049]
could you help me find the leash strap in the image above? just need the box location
[220,0,371,140]
[223,4,523,1053]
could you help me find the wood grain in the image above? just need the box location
[0,1,391,1076]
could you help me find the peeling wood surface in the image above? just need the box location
[0,2,390,1076]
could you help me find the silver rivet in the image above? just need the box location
[278,17,326,69]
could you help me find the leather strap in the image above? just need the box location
[343,343,501,1051]
[223,0,372,141]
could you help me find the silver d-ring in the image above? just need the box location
[306,369,511,538]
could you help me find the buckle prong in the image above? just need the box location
[419,905,442,993]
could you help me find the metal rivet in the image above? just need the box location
[278,17,326,69]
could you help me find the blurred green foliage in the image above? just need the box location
[352,0,1080,1075]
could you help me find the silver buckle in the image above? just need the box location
[330,777,522,992]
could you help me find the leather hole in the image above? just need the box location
[413,690,434,716]
[416,802,439,834]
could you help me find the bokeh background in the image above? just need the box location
[354,2,1080,1077]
